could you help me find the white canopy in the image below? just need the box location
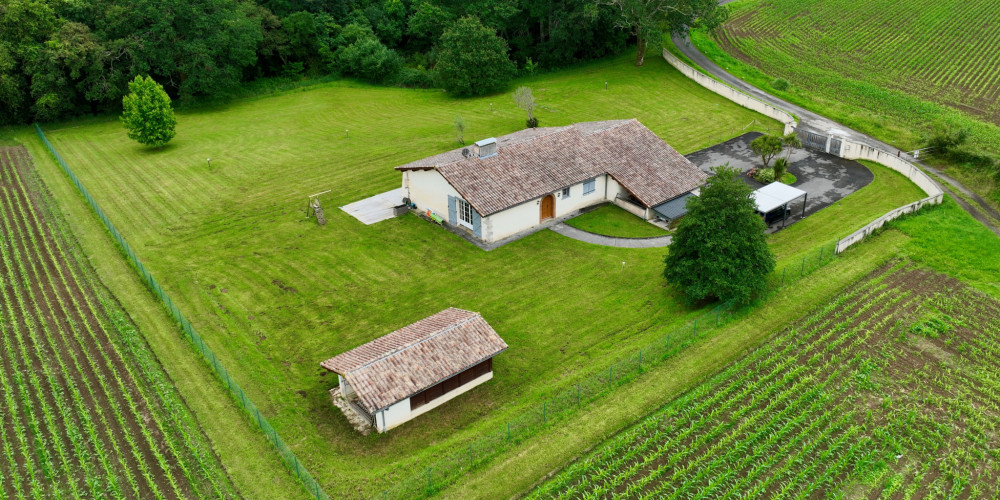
[751,182,807,213]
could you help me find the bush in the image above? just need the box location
[772,158,789,182]
[396,67,435,88]
[771,78,789,91]
[753,168,775,184]
[338,38,402,83]
[526,117,539,128]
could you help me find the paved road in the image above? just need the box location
[550,223,673,248]
[672,33,1000,237]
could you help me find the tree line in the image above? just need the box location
[0,0,724,125]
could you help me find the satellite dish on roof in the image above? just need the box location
[461,148,470,158]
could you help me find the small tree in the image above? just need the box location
[750,134,783,169]
[434,16,515,96]
[664,165,775,305]
[121,75,176,148]
[781,132,801,160]
[454,115,465,145]
[512,86,537,128]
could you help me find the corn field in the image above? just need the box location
[529,261,1000,498]
[711,0,1000,153]
[0,146,236,499]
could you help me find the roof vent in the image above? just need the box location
[472,138,498,159]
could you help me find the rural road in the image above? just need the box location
[671,31,1000,237]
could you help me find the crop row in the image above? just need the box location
[531,264,1000,498]
[0,147,235,499]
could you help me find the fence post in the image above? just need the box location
[782,267,786,287]
[818,246,824,263]
[800,257,805,276]
[694,320,698,336]
[638,349,642,370]
[469,443,474,467]
[507,422,510,441]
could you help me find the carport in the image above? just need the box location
[751,182,807,228]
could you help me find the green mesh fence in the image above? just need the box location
[33,122,842,500]
[34,124,329,500]
[382,241,840,499]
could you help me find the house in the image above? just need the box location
[320,308,508,433]
[396,119,707,244]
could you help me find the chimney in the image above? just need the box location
[472,138,498,159]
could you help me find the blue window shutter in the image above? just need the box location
[447,195,457,224]
[472,209,482,238]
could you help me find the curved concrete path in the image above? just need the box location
[550,223,673,248]
[672,32,1000,237]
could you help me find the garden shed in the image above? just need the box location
[320,308,507,433]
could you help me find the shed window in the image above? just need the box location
[562,187,570,198]
[457,199,474,228]
[583,178,596,195]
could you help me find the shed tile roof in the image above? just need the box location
[320,308,507,413]
[395,119,707,215]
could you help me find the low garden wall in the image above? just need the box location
[662,48,797,135]
[662,47,944,255]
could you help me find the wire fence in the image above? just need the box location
[33,121,843,500]
[382,241,841,499]
[33,124,329,500]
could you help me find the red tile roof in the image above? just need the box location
[395,119,706,216]
[320,308,507,412]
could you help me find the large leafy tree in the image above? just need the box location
[664,165,774,305]
[434,16,515,96]
[121,75,176,148]
[603,0,728,65]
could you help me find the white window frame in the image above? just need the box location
[457,198,474,229]
[583,178,596,195]
[562,187,570,198]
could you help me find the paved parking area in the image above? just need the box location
[685,133,873,224]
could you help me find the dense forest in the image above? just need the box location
[0,0,633,124]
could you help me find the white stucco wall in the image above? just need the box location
[481,175,610,242]
[403,169,461,219]
[604,176,631,203]
[339,375,355,398]
[374,371,494,432]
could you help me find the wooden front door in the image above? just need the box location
[540,194,555,221]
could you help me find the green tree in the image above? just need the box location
[664,165,774,305]
[120,75,176,147]
[406,2,455,52]
[434,16,515,96]
[603,0,727,65]
[750,134,784,169]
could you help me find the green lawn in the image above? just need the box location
[565,204,669,238]
[5,50,931,498]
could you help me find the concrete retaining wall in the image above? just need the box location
[662,48,797,135]
[834,139,944,253]
[663,46,945,255]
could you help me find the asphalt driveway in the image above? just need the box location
[685,132,873,228]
